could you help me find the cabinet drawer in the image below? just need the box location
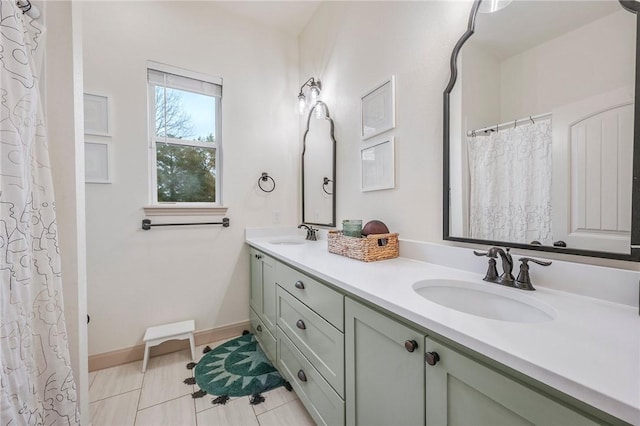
[276,262,344,331]
[250,308,276,363]
[277,286,344,397]
[277,329,345,426]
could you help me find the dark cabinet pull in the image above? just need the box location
[296,319,306,330]
[294,280,305,290]
[256,325,262,333]
[404,340,418,352]
[425,352,440,366]
[297,369,308,382]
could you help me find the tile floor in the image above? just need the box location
[89,338,316,426]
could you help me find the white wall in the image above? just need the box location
[44,1,89,422]
[299,1,472,242]
[461,43,502,131]
[82,2,300,355]
[500,9,635,121]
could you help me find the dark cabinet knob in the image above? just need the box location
[425,352,440,366]
[294,280,305,290]
[297,369,307,382]
[296,319,306,330]
[256,325,262,333]
[404,340,419,353]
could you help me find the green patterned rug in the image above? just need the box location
[185,332,288,405]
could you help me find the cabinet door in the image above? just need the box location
[424,336,600,426]
[262,255,277,335]
[249,249,276,334]
[345,298,425,426]
[249,249,263,315]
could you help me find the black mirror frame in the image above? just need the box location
[443,0,640,261]
[302,101,337,227]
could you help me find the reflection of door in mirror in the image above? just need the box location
[552,89,633,253]
[449,1,635,254]
[302,102,336,226]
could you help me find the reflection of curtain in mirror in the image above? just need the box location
[467,120,552,245]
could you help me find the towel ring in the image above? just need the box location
[322,177,333,195]
[258,172,275,193]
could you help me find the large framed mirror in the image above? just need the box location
[444,0,640,261]
[302,101,336,227]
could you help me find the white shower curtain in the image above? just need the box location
[0,2,79,424]
[467,119,553,245]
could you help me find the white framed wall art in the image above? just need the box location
[361,76,396,140]
[85,141,111,183]
[84,93,110,136]
[361,138,395,192]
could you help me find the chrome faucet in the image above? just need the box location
[474,247,515,286]
[298,224,318,241]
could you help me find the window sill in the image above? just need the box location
[143,205,229,216]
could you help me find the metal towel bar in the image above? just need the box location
[142,217,230,230]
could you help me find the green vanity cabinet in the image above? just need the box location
[423,335,604,426]
[248,246,626,426]
[345,297,426,426]
[249,248,277,361]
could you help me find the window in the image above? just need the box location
[147,64,222,206]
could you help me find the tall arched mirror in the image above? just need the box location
[302,101,336,227]
[444,0,640,260]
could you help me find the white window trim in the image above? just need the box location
[148,60,222,87]
[147,61,224,213]
[143,204,228,216]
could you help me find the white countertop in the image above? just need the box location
[246,233,640,424]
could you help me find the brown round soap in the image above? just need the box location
[361,220,389,236]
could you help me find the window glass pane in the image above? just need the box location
[160,88,216,142]
[156,142,216,202]
[155,86,165,138]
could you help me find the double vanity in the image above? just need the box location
[255,1,640,424]
[246,229,639,426]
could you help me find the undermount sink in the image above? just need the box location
[413,279,556,323]
[268,239,306,245]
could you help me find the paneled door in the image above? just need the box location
[552,87,634,252]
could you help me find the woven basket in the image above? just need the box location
[327,230,399,262]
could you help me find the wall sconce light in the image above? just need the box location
[298,77,322,115]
